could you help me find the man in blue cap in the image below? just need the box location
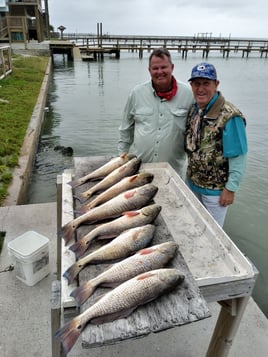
[185,62,248,227]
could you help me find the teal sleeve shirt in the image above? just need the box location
[118,80,194,176]
[223,116,248,192]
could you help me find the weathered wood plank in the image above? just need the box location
[61,170,77,308]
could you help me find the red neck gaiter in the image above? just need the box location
[156,76,178,101]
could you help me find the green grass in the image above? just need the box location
[0,55,49,205]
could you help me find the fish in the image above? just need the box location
[55,268,185,355]
[61,183,158,244]
[69,204,162,258]
[74,157,142,204]
[63,224,156,285]
[71,241,179,306]
[67,153,136,188]
[78,172,154,212]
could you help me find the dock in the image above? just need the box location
[55,33,268,59]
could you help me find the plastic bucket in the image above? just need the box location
[8,230,49,286]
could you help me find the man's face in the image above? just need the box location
[148,55,174,91]
[190,78,219,109]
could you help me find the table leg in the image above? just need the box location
[206,296,250,357]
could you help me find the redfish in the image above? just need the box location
[69,204,162,257]
[63,224,156,285]
[75,157,141,203]
[68,153,136,188]
[61,184,158,244]
[78,171,154,211]
[55,268,185,354]
[71,241,178,306]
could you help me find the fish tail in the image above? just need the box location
[74,191,92,204]
[70,281,97,306]
[63,262,83,285]
[60,222,77,245]
[75,204,90,215]
[55,316,86,354]
[72,194,83,203]
[67,178,82,189]
[69,238,90,258]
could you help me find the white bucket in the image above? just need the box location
[8,230,49,286]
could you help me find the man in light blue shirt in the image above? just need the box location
[185,62,248,227]
[118,48,194,177]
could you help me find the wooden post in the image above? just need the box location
[50,280,62,357]
[56,175,62,280]
[206,296,250,357]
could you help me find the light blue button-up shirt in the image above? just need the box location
[118,79,194,176]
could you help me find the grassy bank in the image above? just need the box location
[0,55,49,206]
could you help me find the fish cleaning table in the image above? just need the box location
[54,157,258,357]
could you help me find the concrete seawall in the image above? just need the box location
[3,57,52,206]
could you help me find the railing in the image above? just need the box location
[8,0,41,4]
[57,33,268,58]
[0,45,12,80]
[0,18,8,39]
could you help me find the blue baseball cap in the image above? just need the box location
[188,62,217,81]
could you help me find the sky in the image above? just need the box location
[48,0,268,39]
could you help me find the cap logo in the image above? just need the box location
[197,64,206,71]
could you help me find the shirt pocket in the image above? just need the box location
[135,107,154,124]
[170,109,188,130]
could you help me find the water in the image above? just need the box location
[27,51,268,318]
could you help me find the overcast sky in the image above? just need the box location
[48,0,268,39]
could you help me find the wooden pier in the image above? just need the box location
[49,34,268,61]
[49,40,75,61]
[64,34,268,59]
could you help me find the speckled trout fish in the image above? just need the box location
[71,241,179,306]
[69,204,162,257]
[75,157,141,204]
[55,268,185,354]
[63,224,156,285]
[61,183,158,244]
[78,171,154,211]
[68,153,136,188]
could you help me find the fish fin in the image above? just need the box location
[129,174,138,182]
[122,211,139,217]
[138,247,155,255]
[90,307,136,325]
[97,233,118,240]
[70,281,97,306]
[137,271,156,280]
[69,238,91,258]
[63,262,84,285]
[55,316,86,354]
[123,190,136,199]
[60,222,77,245]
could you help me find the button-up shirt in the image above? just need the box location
[118,79,194,176]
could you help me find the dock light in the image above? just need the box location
[58,25,66,40]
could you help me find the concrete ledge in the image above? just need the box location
[3,58,52,206]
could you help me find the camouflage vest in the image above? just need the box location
[185,93,246,190]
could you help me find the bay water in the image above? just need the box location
[26,50,268,318]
